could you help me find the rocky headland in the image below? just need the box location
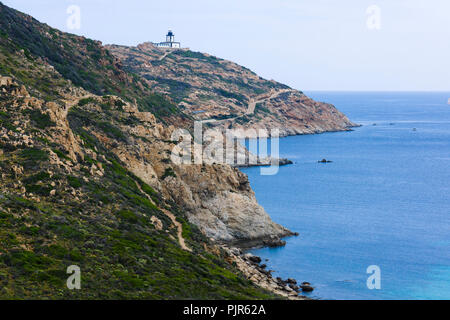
[107,42,358,137]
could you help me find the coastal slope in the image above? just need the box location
[0,2,298,299]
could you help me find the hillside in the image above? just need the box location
[108,42,357,136]
[0,3,189,124]
[0,2,305,299]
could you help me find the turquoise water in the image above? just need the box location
[242,92,450,300]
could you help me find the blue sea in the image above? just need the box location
[241,92,450,300]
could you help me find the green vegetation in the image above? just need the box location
[255,103,271,114]
[212,114,235,121]
[77,97,97,107]
[23,109,56,129]
[174,50,210,60]
[143,75,192,103]
[52,148,71,161]
[213,88,247,104]
[235,115,252,125]
[0,110,16,131]
[67,176,82,188]
[174,50,225,69]
[23,171,50,185]
[19,147,49,169]
[0,144,276,299]
[161,167,177,179]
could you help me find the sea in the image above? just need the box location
[241,91,450,300]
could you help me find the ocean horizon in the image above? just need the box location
[242,91,450,300]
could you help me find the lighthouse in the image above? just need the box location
[154,30,181,49]
[166,30,175,43]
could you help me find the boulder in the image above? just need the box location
[263,236,286,247]
[289,284,300,292]
[248,255,262,264]
[300,282,314,292]
[287,278,297,285]
[243,253,262,264]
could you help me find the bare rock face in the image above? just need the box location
[161,164,291,242]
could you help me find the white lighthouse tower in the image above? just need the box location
[154,30,181,49]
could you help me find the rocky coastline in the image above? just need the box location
[222,246,312,300]
[221,227,312,299]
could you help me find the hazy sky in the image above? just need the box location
[3,0,450,91]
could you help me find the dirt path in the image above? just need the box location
[198,89,293,123]
[246,89,293,115]
[134,181,192,252]
[158,51,171,61]
[161,208,192,252]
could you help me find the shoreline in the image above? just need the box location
[221,245,310,300]
[219,223,305,299]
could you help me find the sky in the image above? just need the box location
[3,0,450,91]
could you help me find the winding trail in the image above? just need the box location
[135,181,191,252]
[246,89,293,115]
[158,51,172,61]
[161,208,192,252]
[199,89,294,124]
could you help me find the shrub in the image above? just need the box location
[25,110,55,129]
[161,167,177,179]
[67,175,82,188]
[20,147,48,160]
[25,184,52,196]
[77,97,96,107]
[52,148,71,161]
[0,110,16,131]
[23,171,50,185]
